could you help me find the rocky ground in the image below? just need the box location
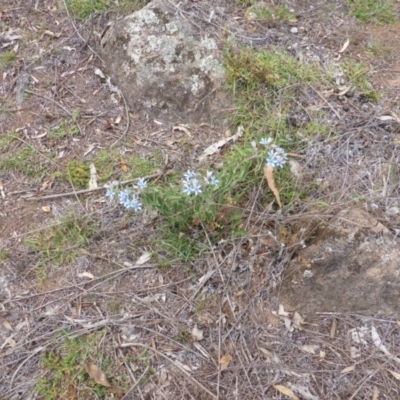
[1,0,400,399]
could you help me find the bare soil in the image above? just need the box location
[1,0,400,399]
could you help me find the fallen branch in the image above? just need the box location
[119,342,217,399]
[24,170,175,201]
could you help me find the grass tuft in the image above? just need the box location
[347,0,395,24]
[26,214,98,271]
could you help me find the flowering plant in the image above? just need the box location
[104,177,147,212]
[259,137,287,169]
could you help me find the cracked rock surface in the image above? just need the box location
[101,0,232,127]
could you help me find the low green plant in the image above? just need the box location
[341,60,380,100]
[127,154,159,179]
[67,160,90,187]
[0,50,16,68]
[174,330,191,343]
[49,119,79,139]
[25,214,98,268]
[64,0,112,19]
[0,146,41,177]
[347,0,395,24]
[225,46,318,92]
[35,331,126,399]
[247,4,293,26]
[118,0,150,14]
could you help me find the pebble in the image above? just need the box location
[290,27,298,34]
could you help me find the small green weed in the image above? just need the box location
[118,0,150,14]
[0,50,16,68]
[174,330,191,343]
[35,330,126,399]
[341,60,380,100]
[347,0,395,24]
[127,154,159,179]
[64,0,112,19]
[225,46,318,92]
[49,119,80,139]
[364,40,394,59]
[67,159,90,188]
[0,145,45,177]
[25,214,98,268]
[0,251,9,260]
[246,4,293,26]
[0,133,16,151]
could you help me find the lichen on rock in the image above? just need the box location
[101,0,232,127]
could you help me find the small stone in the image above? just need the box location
[386,207,400,216]
[345,90,354,98]
[342,104,350,112]
[290,27,298,34]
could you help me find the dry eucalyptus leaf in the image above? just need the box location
[199,126,243,162]
[85,363,111,387]
[198,314,214,324]
[191,326,204,342]
[278,304,289,317]
[120,158,129,173]
[387,369,400,380]
[292,312,304,330]
[77,272,94,280]
[338,38,350,53]
[273,384,299,400]
[6,337,17,348]
[263,164,281,208]
[340,365,355,374]
[114,114,122,125]
[173,125,192,137]
[3,321,14,331]
[287,383,320,400]
[330,318,337,339]
[136,252,151,265]
[44,30,62,38]
[372,386,379,400]
[88,164,98,190]
[219,354,232,371]
[301,345,319,355]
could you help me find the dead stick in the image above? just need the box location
[119,342,217,399]
[25,170,175,201]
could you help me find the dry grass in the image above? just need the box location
[1,0,400,399]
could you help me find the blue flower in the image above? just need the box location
[118,189,131,205]
[106,188,116,200]
[210,175,219,186]
[136,178,147,190]
[124,195,142,212]
[191,179,202,196]
[274,146,287,160]
[274,156,285,168]
[184,170,196,181]
[104,181,119,200]
[260,137,273,146]
[266,148,287,168]
[183,178,202,196]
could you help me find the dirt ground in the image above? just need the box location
[1,0,400,399]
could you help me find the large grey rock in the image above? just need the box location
[100,0,232,127]
[282,208,400,316]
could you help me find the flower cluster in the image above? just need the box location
[182,170,219,196]
[104,178,147,212]
[259,137,287,168]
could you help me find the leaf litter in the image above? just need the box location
[2,0,400,399]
